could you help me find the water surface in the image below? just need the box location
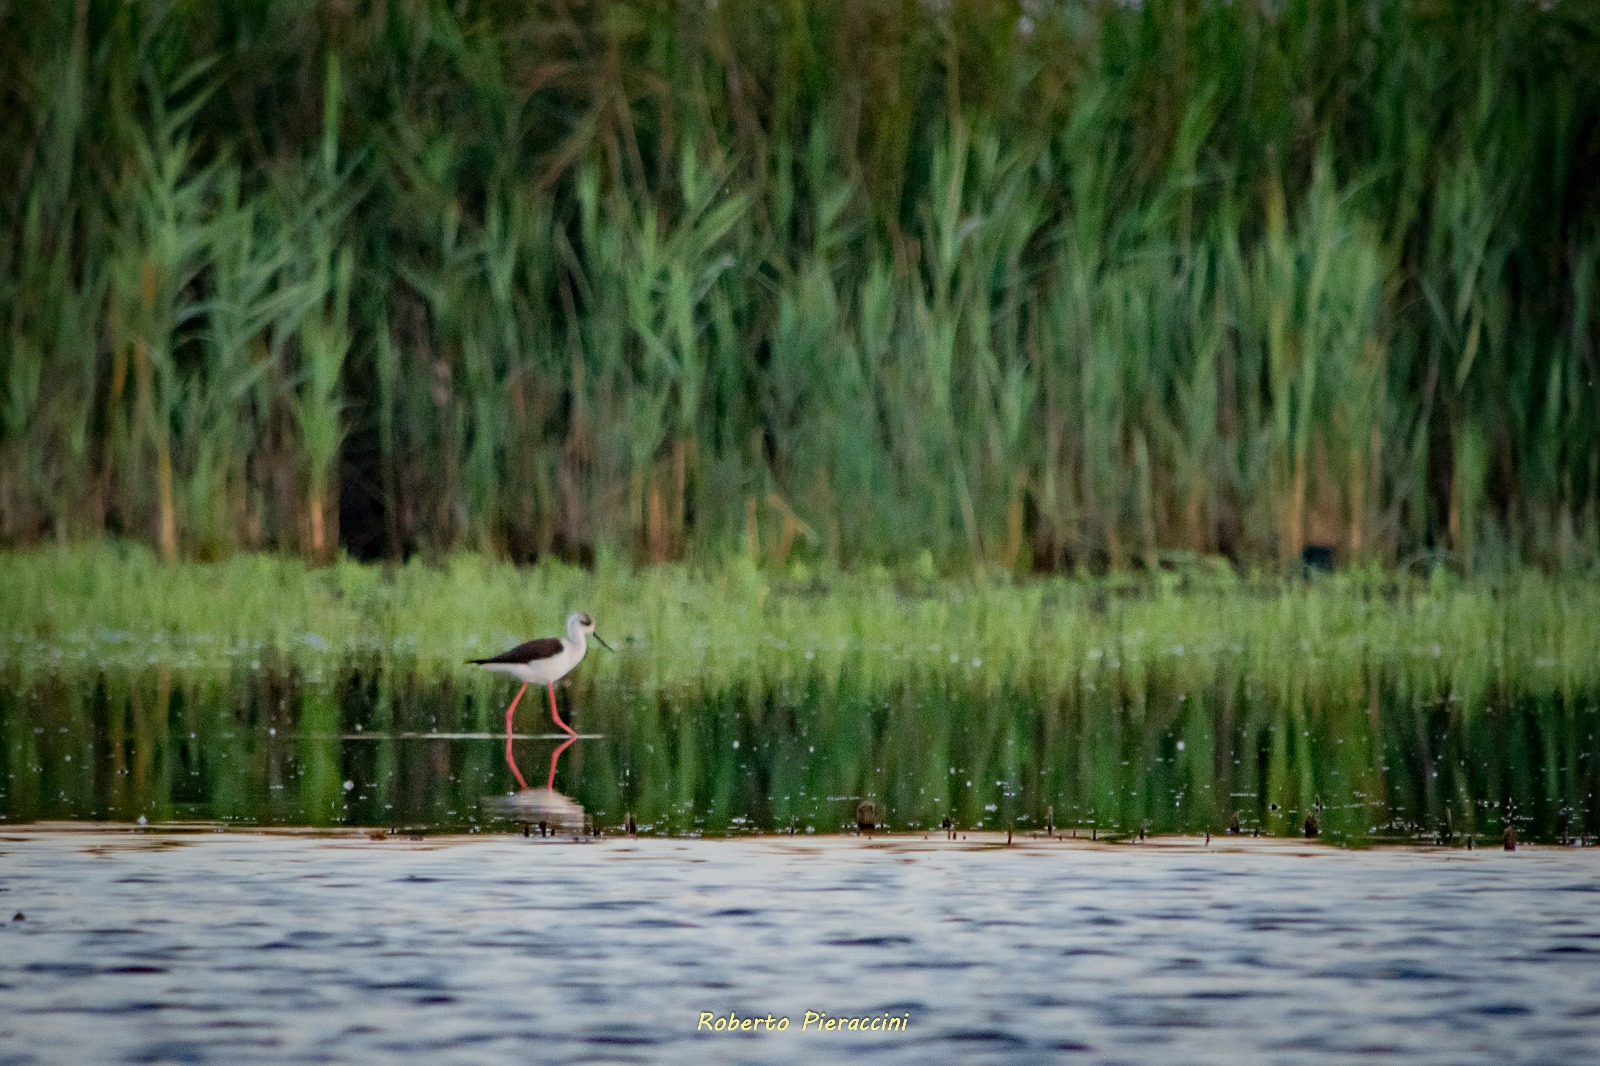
[2,657,1595,843]
[1,829,1597,1065]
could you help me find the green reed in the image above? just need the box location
[1,1,1598,572]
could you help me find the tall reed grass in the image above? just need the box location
[1,1,1597,573]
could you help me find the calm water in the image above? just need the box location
[1,829,1598,1065]
[2,657,1597,843]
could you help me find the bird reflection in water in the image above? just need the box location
[493,735,586,836]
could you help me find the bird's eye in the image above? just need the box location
[581,613,593,626]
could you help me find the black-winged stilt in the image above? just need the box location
[469,612,613,789]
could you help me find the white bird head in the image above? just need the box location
[567,611,614,650]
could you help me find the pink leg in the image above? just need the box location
[503,683,529,790]
[548,682,576,738]
[546,733,575,790]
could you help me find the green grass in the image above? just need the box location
[5,545,1599,706]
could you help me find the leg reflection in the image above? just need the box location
[547,733,576,790]
[503,683,530,790]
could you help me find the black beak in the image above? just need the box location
[594,633,615,651]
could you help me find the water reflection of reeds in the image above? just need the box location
[4,658,1594,845]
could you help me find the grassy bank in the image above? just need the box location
[4,545,1599,706]
[5,545,1599,839]
[2,2,1598,571]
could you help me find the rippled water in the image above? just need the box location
[2,828,1598,1064]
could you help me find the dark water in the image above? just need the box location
[2,831,1599,1065]
[3,657,1597,844]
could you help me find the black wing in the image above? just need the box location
[468,638,563,665]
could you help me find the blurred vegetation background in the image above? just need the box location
[2,0,1597,575]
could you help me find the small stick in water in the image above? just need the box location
[1046,805,1054,839]
[942,814,954,840]
[1205,831,1211,845]
[1304,813,1319,838]
[1504,825,1516,851]
[856,800,877,837]
[1228,810,1242,835]
[1007,823,1013,846]
[625,812,636,836]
